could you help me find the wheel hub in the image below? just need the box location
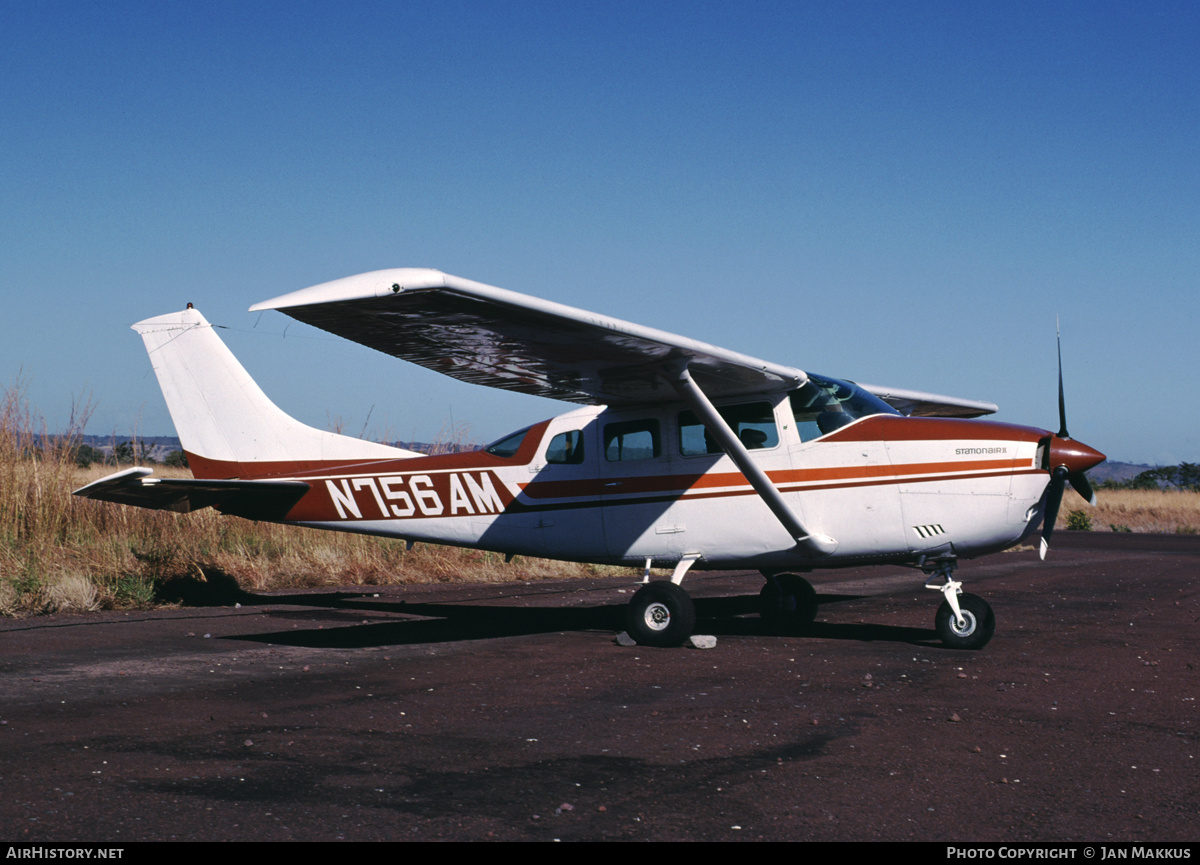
[948,610,977,637]
[645,602,670,630]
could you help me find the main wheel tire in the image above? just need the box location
[759,574,818,629]
[935,593,995,650]
[626,581,696,648]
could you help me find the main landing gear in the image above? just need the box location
[624,571,820,643]
[622,560,820,647]
[624,555,701,648]
[758,573,818,630]
[626,581,697,648]
[921,557,995,650]
[621,558,995,650]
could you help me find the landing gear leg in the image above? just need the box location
[921,557,995,650]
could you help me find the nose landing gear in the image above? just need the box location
[922,557,995,650]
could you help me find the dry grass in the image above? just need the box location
[4,383,1194,616]
[1060,488,1200,534]
[0,385,618,617]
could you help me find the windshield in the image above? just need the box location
[789,373,899,440]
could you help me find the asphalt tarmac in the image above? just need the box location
[2,533,1197,842]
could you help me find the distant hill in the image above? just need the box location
[78,435,469,463]
[1087,460,1156,484]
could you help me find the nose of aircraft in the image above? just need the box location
[1039,433,1105,560]
[1048,435,1106,476]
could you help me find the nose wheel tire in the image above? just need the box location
[759,574,818,630]
[626,581,696,647]
[935,593,995,650]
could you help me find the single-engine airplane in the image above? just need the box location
[75,269,1105,649]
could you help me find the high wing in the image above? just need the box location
[857,383,997,418]
[250,268,995,417]
[250,269,804,405]
[74,467,310,520]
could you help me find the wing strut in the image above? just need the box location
[663,363,838,557]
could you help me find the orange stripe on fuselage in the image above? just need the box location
[519,458,1029,501]
[516,416,1045,501]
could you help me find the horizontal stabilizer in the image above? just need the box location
[73,467,310,520]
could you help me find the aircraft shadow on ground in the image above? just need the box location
[225,591,941,650]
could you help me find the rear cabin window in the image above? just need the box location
[604,419,660,462]
[546,430,585,464]
[678,402,779,455]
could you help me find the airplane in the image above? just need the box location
[74,268,1105,650]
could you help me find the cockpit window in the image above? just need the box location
[789,373,899,441]
[483,425,533,458]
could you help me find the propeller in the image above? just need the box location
[1040,320,1104,560]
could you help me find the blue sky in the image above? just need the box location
[2,1,1196,465]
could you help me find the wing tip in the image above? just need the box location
[249,268,450,313]
[73,466,155,498]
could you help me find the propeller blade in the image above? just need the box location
[1056,318,1069,439]
[1070,471,1097,507]
[1042,320,1104,559]
[1039,467,1068,560]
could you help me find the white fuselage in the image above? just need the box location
[266,396,1051,572]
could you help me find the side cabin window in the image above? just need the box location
[483,425,533,458]
[789,373,899,441]
[678,402,779,456]
[604,419,660,462]
[546,430,585,465]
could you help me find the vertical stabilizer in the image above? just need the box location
[133,308,417,477]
